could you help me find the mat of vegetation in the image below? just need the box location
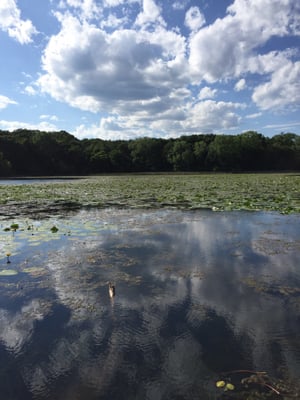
[0,173,299,217]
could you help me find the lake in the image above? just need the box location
[0,208,300,399]
[0,178,79,185]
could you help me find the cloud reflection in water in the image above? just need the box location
[0,209,300,399]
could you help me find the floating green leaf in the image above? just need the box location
[23,267,47,277]
[0,174,299,214]
[216,381,226,388]
[10,223,19,231]
[0,269,18,276]
[225,383,235,391]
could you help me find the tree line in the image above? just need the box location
[0,129,299,176]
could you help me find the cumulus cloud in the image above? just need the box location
[57,0,102,20]
[183,100,244,133]
[38,14,187,116]
[188,0,299,82]
[0,119,58,132]
[0,94,17,109]
[234,78,246,91]
[29,0,300,138]
[252,61,300,110]
[73,119,135,140]
[100,13,128,29]
[0,0,37,44]
[184,7,205,31]
[135,0,165,27]
[198,86,217,100]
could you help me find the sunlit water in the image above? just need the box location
[0,209,300,399]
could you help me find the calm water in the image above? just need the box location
[0,178,78,185]
[0,209,300,399]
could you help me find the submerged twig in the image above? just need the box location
[224,370,281,396]
[224,369,267,375]
[263,382,280,395]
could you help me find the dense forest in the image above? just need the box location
[0,129,299,176]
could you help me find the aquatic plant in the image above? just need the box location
[216,380,235,391]
[0,173,299,215]
[10,223,19,231]
[6,252,11,263]
[216,370,300,398]
[0,269,18,276]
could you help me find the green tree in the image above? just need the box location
[238,131,267,170]
[166,140,195,171]
[129,138,167,171]
[0,151,12,176]
[269,133,299,170]
[207,135,241,171]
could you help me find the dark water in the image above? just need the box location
[0,209,300,399]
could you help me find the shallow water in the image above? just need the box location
[0,209,300,399]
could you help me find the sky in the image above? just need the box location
[0,0,299,140]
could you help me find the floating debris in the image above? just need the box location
[6,252,11,263]
[108,282,115,298]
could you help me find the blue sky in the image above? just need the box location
[0,0,299,140]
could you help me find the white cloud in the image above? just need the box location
[72,116,150,140]
[135,0,165,27]
[58,0,102,20]
[38,14,187,118]
[24,85,38,96]
[40,114,59,121]
[188,0,299,82]
[234,78,246,91]
[0,94,17,109]
[172,1,187,11]
[184,7,205,31]
[227,0,300,37]
[72,98,246,140]
[0,120,58,132]
[0,0,37,44]
[264,121,300,130]
[183,100,244,133]
[246,112,262,119]
[100,13,128,29]
[198,86,217,100]
[29,0,300,138]
[103,0,140,7]
[252,61,300,110]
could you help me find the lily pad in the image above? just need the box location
[23,267,47,277]
[225,383,235,391]
[0,269,18,276]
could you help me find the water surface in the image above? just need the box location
[0,178,78,185]
[0,209,300,399]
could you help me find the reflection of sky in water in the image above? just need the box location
[0,209,300,399]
